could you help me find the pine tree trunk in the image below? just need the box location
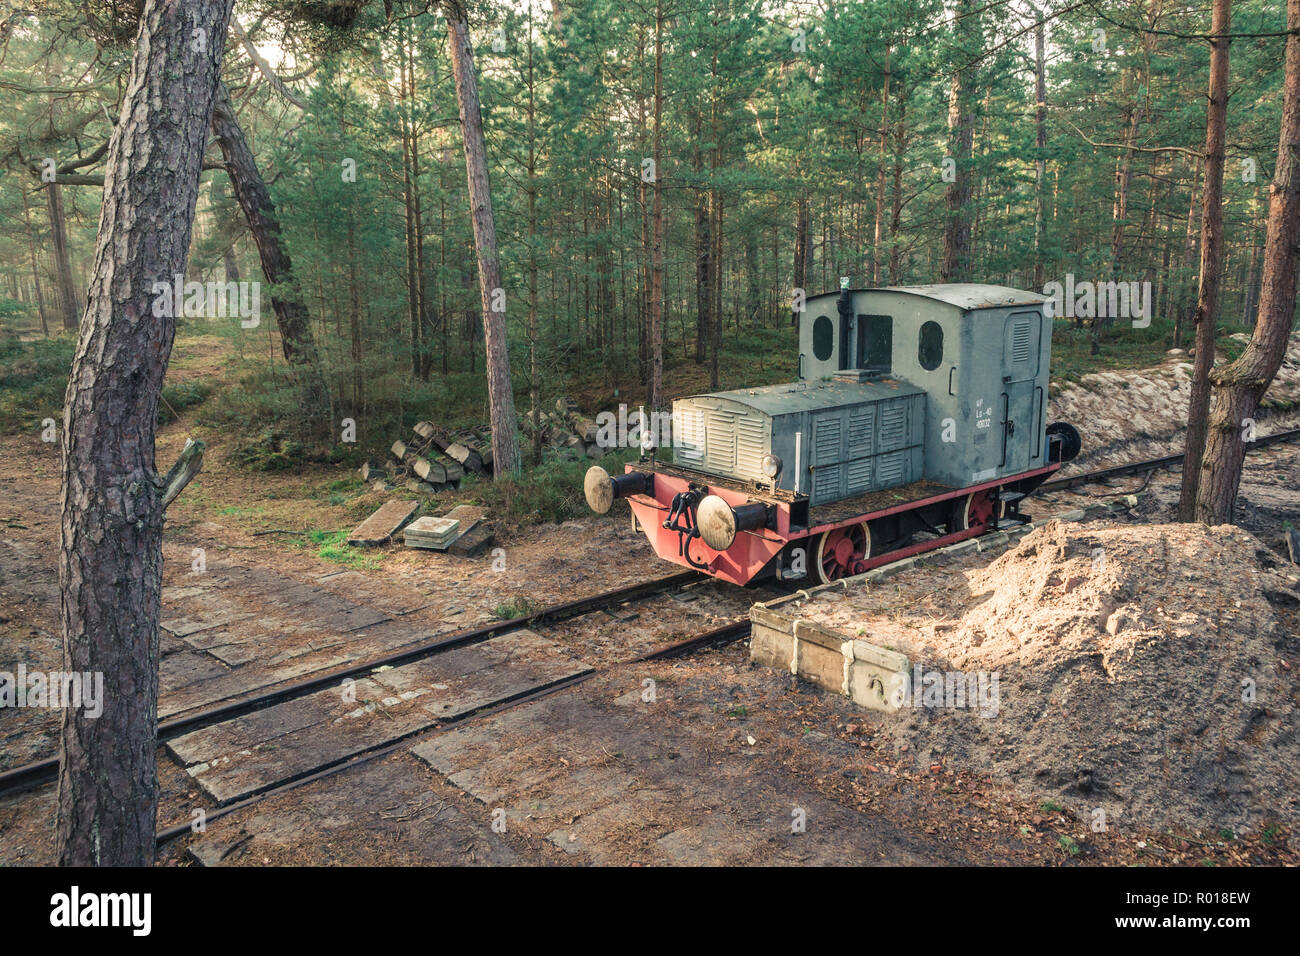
[1196,0,1300,524]
[1033,14,1048,291]
[941,0,975,283]
[20,178,50,336]
[648,2,665,412]
[57,0,233,867]
[792,194,807,325]
[46,180,79,330]
[443,0,520,476]
[1178,0,1232,520]
[210,83,327,416]
[890,97,907,284]
[873,46,891,285]
[696,188,712,358]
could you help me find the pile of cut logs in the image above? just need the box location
[530,397,603,460]
[361,398,604,495]
[359,421,493,494]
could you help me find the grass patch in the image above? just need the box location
[1050,317,1254,387]
[307,529,379,569]
[493,595,540,619]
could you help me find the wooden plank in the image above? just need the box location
[346,499,418,547]
[176,632,590,804]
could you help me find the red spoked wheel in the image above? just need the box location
[815,522,872,584]
[956,489,997,532]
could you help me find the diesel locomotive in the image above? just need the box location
[584,282,1081,586]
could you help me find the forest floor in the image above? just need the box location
[1,328,1298,866]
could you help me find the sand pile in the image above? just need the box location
[1046,329,1300,469]
[881,521,1300,833]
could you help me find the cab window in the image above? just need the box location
[857,314,892,372]
[918,320,943,371]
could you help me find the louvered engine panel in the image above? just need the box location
[875,450,907,487]
[674,403,705,468]
[672,399,771,483]
[812,416,842,465]
[811,464,844,504]
[878,404,908,451]
[845,457,873,495]
[734,414,766,478]
[847,407,875,458]
[705,409,737,472]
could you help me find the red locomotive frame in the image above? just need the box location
[615,458,1062,586]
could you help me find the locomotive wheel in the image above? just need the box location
[956,489,997,531]
[815,521,872,584]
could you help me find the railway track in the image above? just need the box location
[0,568,708,798]
[1040,426,1300,493]
[10,428,1300,850]
[151,616,754,846]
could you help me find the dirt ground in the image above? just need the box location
[791,511,1300,836]
[3,343,1300,866]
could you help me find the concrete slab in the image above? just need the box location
[346,500,418,547]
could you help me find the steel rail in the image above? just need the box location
[0,569,702,797]
[1040,427,1300,493]
[153,618,755,847]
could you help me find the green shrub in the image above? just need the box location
[232,427,307,471]
[463,446,639,526]
[0,337,75,432]
[159,380,212,424]
[307,529,379,569]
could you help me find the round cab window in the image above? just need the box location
[812,315,834,362]
[918,320,943,371]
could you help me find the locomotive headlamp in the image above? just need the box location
[761,454,782,479]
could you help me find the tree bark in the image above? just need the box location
[1175,157,1202,348]
[57,0,234,867]
[210,82,327,411]
[45,180,79,331]
[648,1,665,411]
[20,178,51,336]
[941,0,975,283]
[791,194,807,325]
[1196,0,1300,524]
[889,96,907,284]
[873,46,890,285]
[1033,13,1048,291]
[443,0,520,476]
[1178,0,1232,521]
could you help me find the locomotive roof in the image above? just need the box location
[806,283,1045,312]
[680,377,924,416]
